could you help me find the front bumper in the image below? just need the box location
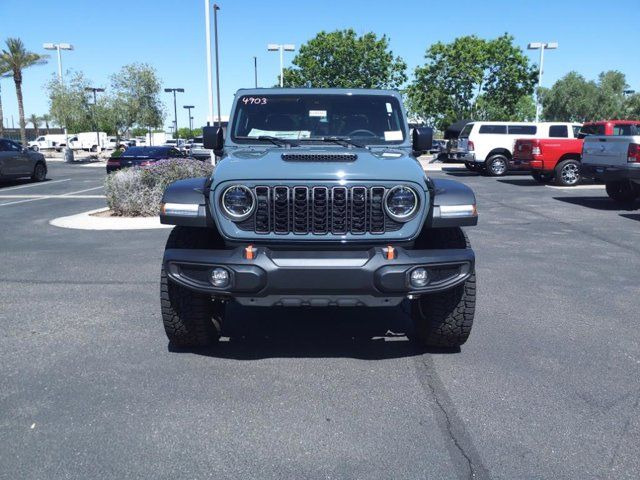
[581,163,640,182]
[164,245,475,307]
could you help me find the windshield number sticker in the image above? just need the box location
[242,97,267,105]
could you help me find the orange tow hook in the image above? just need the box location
[385,245,395,260]
[244,245,255,260]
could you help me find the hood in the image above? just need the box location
[213,147,426,186]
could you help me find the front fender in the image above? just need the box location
[160,177,214,228]
[426,178,478,228]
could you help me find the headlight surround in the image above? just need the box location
[384,185,419,222]
[221,185,255,221]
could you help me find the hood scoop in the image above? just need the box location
[281,153,357,162]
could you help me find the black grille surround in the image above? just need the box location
[281,153,358,162]
[234,185,411,235]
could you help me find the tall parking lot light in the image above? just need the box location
[165,88,185,139]
[267,43,295,87]
[183,105,194,132]
[43,43,74,83]
[85,87,105,152]
[528,42,558,122]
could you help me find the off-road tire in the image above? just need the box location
[605,180,639,203]
[485,154,509,177]
[410,227,476,348]
[31,162,47,182]
[160,226,224,347]
[531,172,554,183]
[554,159,581,186]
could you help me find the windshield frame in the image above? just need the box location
[228,92,408,147]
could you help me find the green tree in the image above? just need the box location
[0,38,48,146]
[625,93,640,119]
[40,113,52,133]
[0,58,8,138]
[541,70,631,121]
[27,113,40,137]
[47,70,93,133]
[176,127,193,139]
[282,29,407,89]
[406,34,537,130]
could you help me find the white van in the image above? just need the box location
[451,122,581,176]
[28,134,68,151]
[69,132,108,151]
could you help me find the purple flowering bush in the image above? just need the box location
[105,159,213,217]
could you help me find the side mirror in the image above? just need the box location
[412,127,433,156]
[203,125,224,155]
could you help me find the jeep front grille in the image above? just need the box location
[239,186,402,235]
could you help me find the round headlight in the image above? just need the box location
[221,185,255,221]
[384,186,418,221]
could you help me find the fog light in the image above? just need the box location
[210,268,229,287]
[410,268,429,288]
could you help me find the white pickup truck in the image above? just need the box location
[581,131,640,204]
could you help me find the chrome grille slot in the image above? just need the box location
[272,186,290,234]
[312,187,329,234]
[331,187,348,234]
[369,187,386,234]
[254,186,270,233]
[350,187,367,234]
[293,187,309,234]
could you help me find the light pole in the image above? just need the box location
[183,105,194,133]
[528,42,558,122]
[213,3,222,127]
[267,43,295,87]
[253,56,258,88]
[164,88,184,139]
[85,87,105,152]
[43,43,74,83]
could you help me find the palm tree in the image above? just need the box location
[41,113,52,133]
[28,113,41,137]
[0,38,48,146]
[0,58,9,138]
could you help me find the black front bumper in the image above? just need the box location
[581,163,640,182]
[164,245,475,307]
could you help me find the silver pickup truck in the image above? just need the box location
[581,132,640,204]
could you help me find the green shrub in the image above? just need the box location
[105,159,213,217]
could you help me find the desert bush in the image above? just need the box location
[105,159,213,217]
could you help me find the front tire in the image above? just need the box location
[485,154,509,176]
[554,159,581,186]
[160,226,224,347]
[31,162,47,182]
[605,180,639,203]
[32,145,39,152]
[410,227,476,348]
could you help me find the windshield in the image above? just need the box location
[230,94,406,145]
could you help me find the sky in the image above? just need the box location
[1,0,639,131]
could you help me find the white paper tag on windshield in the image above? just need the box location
[309,110,327,117]
[248,128,311,139]
[384,130,403,141]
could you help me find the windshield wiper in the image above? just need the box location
[317,136,369,149]
[234,135,298,147]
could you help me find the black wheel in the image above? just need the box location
[160,226,224,347]
[531,172,554,183]
[32,145,39,152]
[410,227,476,348]
[485,154,509,176]
[554,159,581,186]
[605,180,639,203]
[31,162,47,182]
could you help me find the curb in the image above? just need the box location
[50,207,172,231]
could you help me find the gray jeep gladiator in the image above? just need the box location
[159,88,478,348]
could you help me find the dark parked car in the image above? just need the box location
[159,88,479,350]
[106,146,187,173]
[0,138,47,182]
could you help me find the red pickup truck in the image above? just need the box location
[512,120,640,186]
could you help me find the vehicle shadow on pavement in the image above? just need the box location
[442,171,480,177]
[0,178,54,189]
[620,213,640,221]
[168,303,460,359]
[496,178,541,187]
[553,196,639,211]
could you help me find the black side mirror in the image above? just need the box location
[203,125,224,155]
[412,127,433,156]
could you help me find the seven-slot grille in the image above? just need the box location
[239,186,405,235]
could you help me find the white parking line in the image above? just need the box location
[0,178,71,191]
[0,194,105,199]
[0,186,105,207]
[545,184,606,190]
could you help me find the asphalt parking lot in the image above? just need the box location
[1,161,639,479]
